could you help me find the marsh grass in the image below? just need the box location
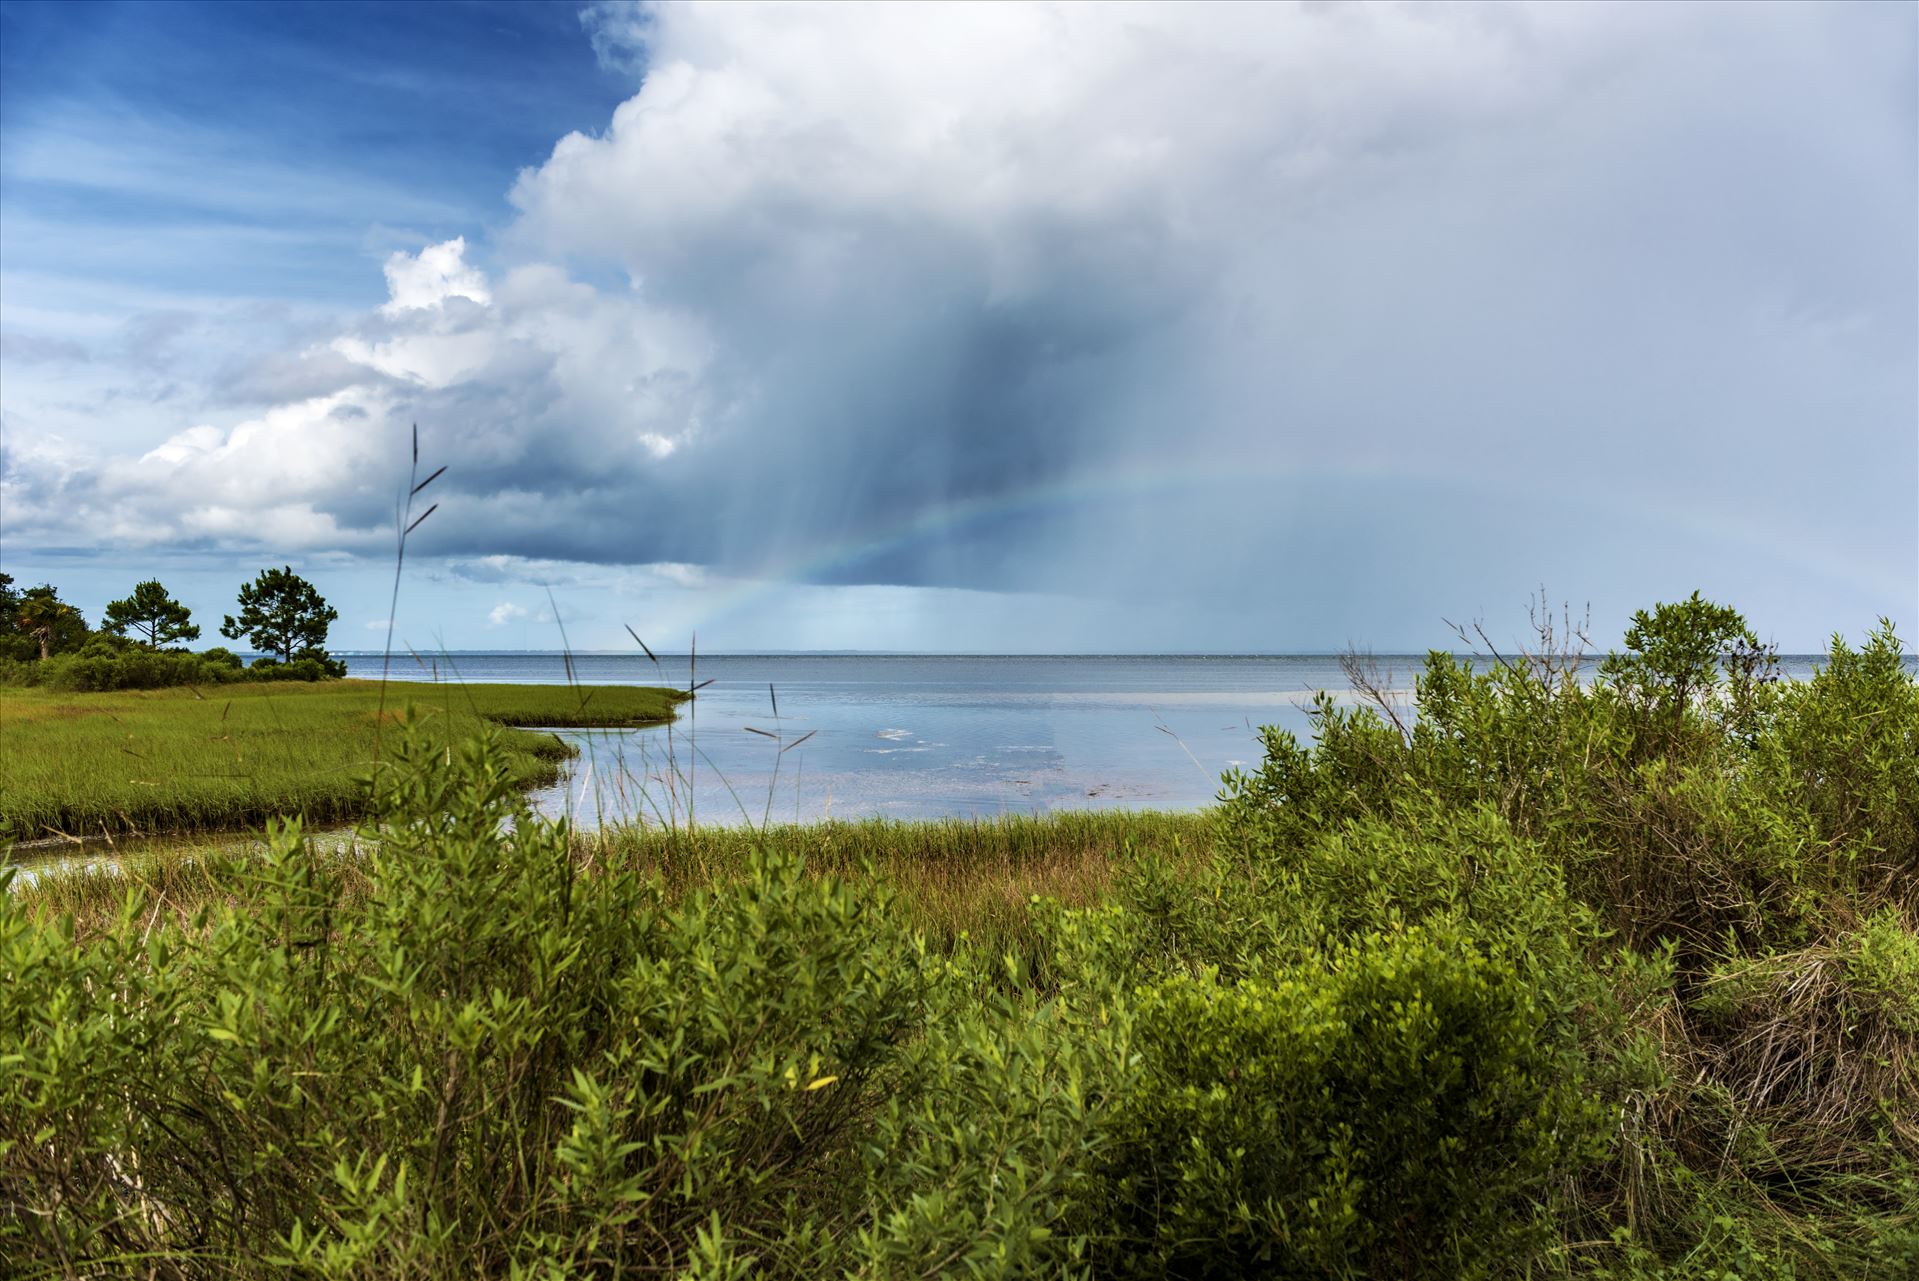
[598,808,1213,954]
[0,680,681,841]
[16,808,1214,962]
[9,822,354,906]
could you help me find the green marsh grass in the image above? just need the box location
[16,808,1215,960]
[594,809,1216,952]
[0,679,681,841]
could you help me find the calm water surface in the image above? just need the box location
[337,652,1855,827]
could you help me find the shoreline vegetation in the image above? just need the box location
[0,680,684,844]
[3,594,1916,1277]
[17,810,1219,956]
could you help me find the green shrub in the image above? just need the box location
[1752,621,1919,897]
[38,646,246,692]
[855,975,1121,1280]
[247,648,348,681]
[0,724,932,1276]
[1203,598,1918,1276]
[1058,798,1601,1020]
[1088,926,1607,1279]
[1032,802,1620,1278]
[1845,908,1919,1036]
[1,637,344,691]
[1598,591,1769,743]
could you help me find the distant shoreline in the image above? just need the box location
[321,649,1883,661]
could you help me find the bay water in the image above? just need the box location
[337,652,1852,828]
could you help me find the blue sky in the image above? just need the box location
[2,1,1914,654]
[1,0,628,306]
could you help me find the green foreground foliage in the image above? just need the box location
[3,597,1915,1278]
[0,681,683,841]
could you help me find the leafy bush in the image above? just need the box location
[1751,621,1919,899]
[245,648,348,681]
[1034,797,1618,1278]
[3,640,344,691]
[856,981,1119,1279]
[1089,927,1607,1279]
[38,646,243,692]
[1,725,932,1275]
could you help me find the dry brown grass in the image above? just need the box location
[1683,924,1919,1180]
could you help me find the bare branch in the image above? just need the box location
[1339,646,1411,742]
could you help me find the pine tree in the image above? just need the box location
[103,580,202,649]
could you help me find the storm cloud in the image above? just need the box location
[3,0,1912,649]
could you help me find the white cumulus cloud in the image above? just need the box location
[379,237,492,315]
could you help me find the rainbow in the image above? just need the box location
[681,456,1328,631]
[666,451,1901,640]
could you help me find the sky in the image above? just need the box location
[1,0,1914,654]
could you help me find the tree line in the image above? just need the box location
[1,567,339,668]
